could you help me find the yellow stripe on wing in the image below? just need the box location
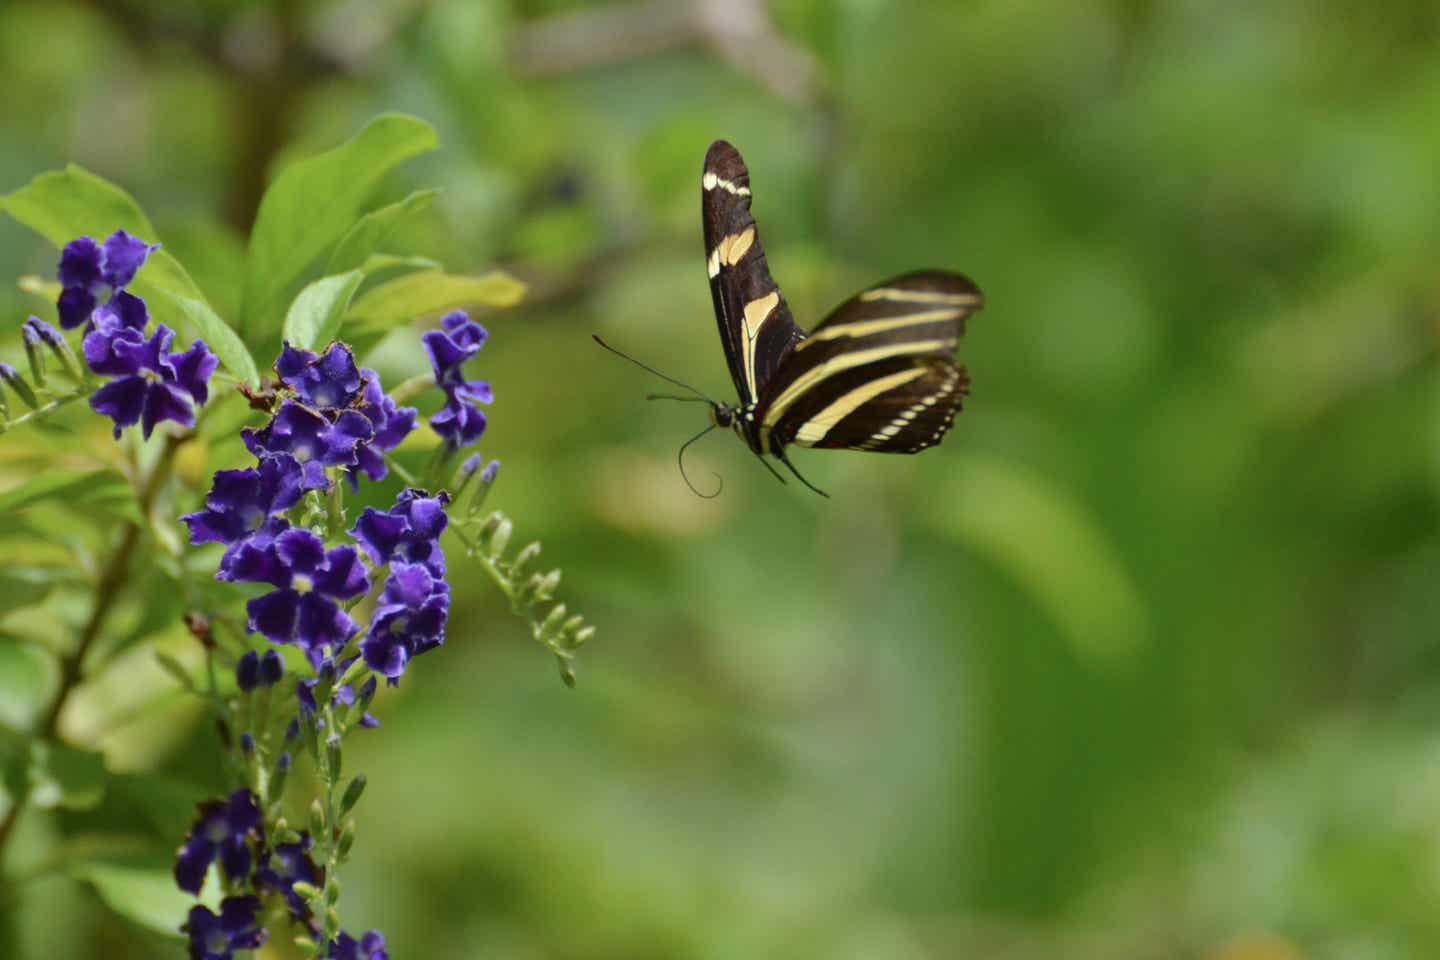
[762,339,951,429]
[792,367,929,446]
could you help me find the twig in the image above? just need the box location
[0,430,188,869]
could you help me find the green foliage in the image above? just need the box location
[281,269,366,351]
[238,114,439,344]
[343,269,526,353]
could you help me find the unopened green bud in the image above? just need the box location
[309,798,325,839]
[573,625,596,647]
[0,363,39,411]
[488,517,513,559]
[340,773,367,815]
[540,603,568,638]
[325,877,341,905]
[513,541,542,575]
[337,819,356,860]
[291,881,322,901]
[325,733,342,781]
[536,569,562,599]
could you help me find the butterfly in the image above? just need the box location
[596,140,983,497]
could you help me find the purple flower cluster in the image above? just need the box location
[243,342,417,491]
[174,789,326,958]
[174,789,261,894]
[351,490,451,680]
[422,310,492,448]
[56,232,219,438]
[170,318,483,958]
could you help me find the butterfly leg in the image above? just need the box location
[774,451,830,498]
[751,452,789,487]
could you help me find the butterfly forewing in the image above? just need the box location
[755,271,982,454]
[702,140,805,410]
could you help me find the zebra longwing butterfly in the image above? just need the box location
[597,140,983,497]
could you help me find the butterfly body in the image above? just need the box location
[700,140,983,488]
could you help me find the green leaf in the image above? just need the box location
[72,863,189,939]
[150,290,260,386]
[281,270,365,351]
[932,453,1150,661]
[360,253,445,277]
[344,269,526,349]
[0,164,157,238]
[0,566,71,613]
[325,188,440,275]
[0,165,260,385]
[239,114,439,342]
[0,469,129,514]
[0,640,51,730]
[27,741,106,810]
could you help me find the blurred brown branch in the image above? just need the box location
[508,0,825,107]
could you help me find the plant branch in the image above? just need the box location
[0,430,188,869]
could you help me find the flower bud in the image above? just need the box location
[235,650,261,691]
[239,731,256,756]
[488,516,513,559]
[340,773,367,816]
[540,603,568,638]
[24,317,85,383]
[259,649,284,686]
[0,362,39,411]
[326,733,342,780]
[21,324,46,388]
[512,542,542,576]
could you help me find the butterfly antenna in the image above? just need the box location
[776,451,830,498]
[677,423,723,499]
[592,335,717,404]
[645,393,711,404]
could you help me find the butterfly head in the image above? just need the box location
[708,402,735,429]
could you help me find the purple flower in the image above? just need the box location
[429,393,488,448]
[275,342,363,411]
[362,562,450,680]
[256,832,323,919]
[329,930,389,960]
[56,230,159,329]
[223,527,369,668]
[422,311,493,449]
[243,400,374,491]
[422,311,489,394]
[349,368,417,486]
[183,896,267,960]
[86,323,218,439]
[174,789,261,894]
[349,489,449,576]
[181,454,307,548]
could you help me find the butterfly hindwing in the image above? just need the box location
[702,140,805,410]
[755,271,982,454]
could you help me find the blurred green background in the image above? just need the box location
[3,0,1440,957]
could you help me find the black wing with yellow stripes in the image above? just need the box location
[755,271,982,454]
[701,140,806,411]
